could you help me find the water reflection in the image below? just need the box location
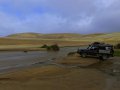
[0,47,81,72]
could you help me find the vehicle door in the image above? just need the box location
[87,46,98,55]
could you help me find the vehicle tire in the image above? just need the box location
[99,54,109,60]
[81,53,87,58]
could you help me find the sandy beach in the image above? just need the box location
[0,51,120,90]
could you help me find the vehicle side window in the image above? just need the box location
[91,46,98,50]
[106,47,111,50]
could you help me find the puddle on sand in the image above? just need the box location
[85,59,120,77]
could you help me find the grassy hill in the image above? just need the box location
[7,33,82,40]
[1,32,120,46]
[7,33,42,38]
[80,32,120,43]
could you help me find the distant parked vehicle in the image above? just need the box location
[77,42,114,60]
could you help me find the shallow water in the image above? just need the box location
[0,47,81,73]
[0,47,120,90]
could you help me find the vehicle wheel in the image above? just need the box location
[81,53,87,58]
[100,55,109,60]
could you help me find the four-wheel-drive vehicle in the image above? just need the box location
[77,42,114,60]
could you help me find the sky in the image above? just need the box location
[0,0,120,36]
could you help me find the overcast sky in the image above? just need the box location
[0,0,120,36]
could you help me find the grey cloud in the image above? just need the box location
[90,0,120,33]
[0,0,120,36]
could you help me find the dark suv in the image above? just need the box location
[77,42,114,60]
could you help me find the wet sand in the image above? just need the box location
[0,52,120,90]
[0,56,120,90]
[0,65,108,90]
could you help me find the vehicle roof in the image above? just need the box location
[91,42,113,47]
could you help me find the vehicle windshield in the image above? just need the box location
[87,45,92,49]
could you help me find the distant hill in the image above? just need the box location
[81,32,120,42]
[7,33,42,38]
[6,32,120,44]
[7,33,83,39]
[0,32,119,46]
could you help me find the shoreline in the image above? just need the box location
[0,48,46,52]
[0,55,120,90]
[0,45,85,52]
